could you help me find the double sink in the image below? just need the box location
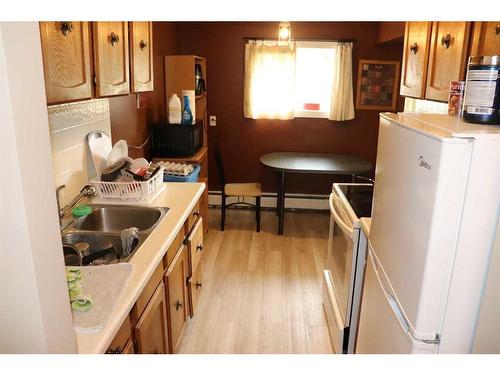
[62,205,169,266]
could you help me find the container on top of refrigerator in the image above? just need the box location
[463,56,500,125]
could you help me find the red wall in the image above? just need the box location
[109,22,181,159]
[176,22,405,194]
[109,22,404,195]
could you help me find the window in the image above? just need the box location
[294,41,337,118]
[244,40,354,121]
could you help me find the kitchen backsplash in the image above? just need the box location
[404,97,448,114]
[48,99,111,207]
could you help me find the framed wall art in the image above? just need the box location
[355,59,400,111]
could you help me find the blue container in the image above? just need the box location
[163,164,201,182]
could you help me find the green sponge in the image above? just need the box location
[72,205,92,217]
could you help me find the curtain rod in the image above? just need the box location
[243,37,356,43]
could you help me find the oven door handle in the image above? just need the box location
[330,194,354,239]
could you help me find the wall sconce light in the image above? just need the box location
[279,22,291,43]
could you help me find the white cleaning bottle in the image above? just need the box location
[168,94,181,124]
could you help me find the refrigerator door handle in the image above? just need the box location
[330,194,354,239]
[368,249,441,345]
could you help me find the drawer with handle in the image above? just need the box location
[184,200,201,236]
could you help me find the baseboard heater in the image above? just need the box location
[208,191,329,211]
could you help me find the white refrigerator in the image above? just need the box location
[356,113,500,354]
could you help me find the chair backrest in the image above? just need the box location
[213,142,226,188]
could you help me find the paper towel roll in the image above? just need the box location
[181,89,196,125]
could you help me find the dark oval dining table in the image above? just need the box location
[260,152,373,234]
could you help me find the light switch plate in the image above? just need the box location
[209,116,216,126]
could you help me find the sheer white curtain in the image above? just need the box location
[329,42,355,121]
[244,41,296,120]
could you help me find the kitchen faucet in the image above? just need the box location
[56,184,97,227]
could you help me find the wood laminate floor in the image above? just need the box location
[178,208,333,354]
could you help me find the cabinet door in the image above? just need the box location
[188,262,203,318]
[470,22,500,57]
[122,339,135,354]
[133,281,169,354]
[164,245,189,353]
[187,218,203,276]
[130,21,154,93]
[92,21,130,97]
[106,315,132,354]
[39,22,92,104]
[425,22,471,102]
[400,22,432,98]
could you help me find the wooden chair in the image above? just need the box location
[213,142,262,232]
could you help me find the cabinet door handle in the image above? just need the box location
[440,34,451,49]
[409,42,418,54]
[106,346,122,354]
[139,40,148,50]
[196,245,203,252]
[496,24,500,35]
[175,300,183,311]
[196,282,202,289]
[109,32,120,46]
[60,22,73,36]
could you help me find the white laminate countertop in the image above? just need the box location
[75,182,205,354]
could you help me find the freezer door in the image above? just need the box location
[369,116,470,335]
[356,247,438,353]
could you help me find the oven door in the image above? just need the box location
[323,192,356,353]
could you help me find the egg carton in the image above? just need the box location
[158,161,194,177]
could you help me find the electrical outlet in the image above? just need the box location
[209,116,217,126]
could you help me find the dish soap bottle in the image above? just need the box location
[168,94,181,124]
[181,95,193,125]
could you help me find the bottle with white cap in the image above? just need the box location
[168,94,181,124]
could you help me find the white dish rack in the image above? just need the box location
[90,167,164,202]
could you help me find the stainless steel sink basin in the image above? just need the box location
[62,232,139,266]
[72,205,169,233]
[61,204,169,266]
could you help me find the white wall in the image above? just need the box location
[49,99,111,207]
[0,22,76,353]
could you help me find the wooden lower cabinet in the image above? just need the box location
[133,281,170,354]
[106,199,205,355]
[106,315,133,354]
[122,339,135,354]
[164,245,189,353]
[188,263,203,317]
[187,218,204,274]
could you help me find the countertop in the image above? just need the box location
[75,182,205,354]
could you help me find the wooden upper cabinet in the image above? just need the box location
[400,22,432,98]
[92,22,130,97]
[470,22,500,57]
[39,22,92,105]
[133,281,169,354]
[130,22,154,93]
[425,22,471,102]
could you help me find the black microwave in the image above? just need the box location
[151,121,203,157]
